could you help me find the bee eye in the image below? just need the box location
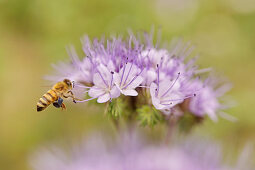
[72,81,75,88]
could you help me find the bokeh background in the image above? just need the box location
[0,0,255,169]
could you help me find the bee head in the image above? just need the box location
[63,79,73,89]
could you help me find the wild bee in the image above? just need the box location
[37,79,79,112]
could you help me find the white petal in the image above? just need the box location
[88,86,105,98]
[110,86,120,98]
[161,91,185,107]
[127,76,143,89]
[144,69,157,85]
[150,83,157,99]
[129,64,140,78]
[113,72,121,86]
[151,97,167,110]
[93,73,107,88]
[97,93,110,103]
[118,63,140,86]
[121,89,138,96]
[158,79,172,97]
[97,64,111,80]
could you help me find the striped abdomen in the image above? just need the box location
[37,89,58,112]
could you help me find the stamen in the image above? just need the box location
[161,93,196,103]
[156,64,160,97]
[138,85,150,88]
[120,62,127,86]
[160,57,164,67]
[161,102,173,106]
[110,71,114,88]
[76,93,106,103]
[123,61,134,86]
[76,97,98,103]
[97,70,108,87]
[74,84,92,89]
[122,68,144,89]
[161,72,180,98]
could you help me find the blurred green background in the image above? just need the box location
[0,0,255,169]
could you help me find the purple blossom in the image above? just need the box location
[113,62,143,96]
[88,64,120,103]
[30,134,252,170]
[181,77,232,121]
[150,73,184,111]
[45,32,231,121]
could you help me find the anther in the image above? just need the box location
[193,93,196,97]
[156,64,159,68]
[111,71,114,74]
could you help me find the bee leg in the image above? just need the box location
[53,97,63,108]
[67,91,76,103]
[61,103,66,110]
[64,91,79,103]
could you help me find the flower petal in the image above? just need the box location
[152,97,167,110]
[88,86,105,98]
[93,73,107,88]
[121,89,138,96]
[97,93,110,103]
[113,72,121,85]
[110,86,120,98]
[127,76,143,89]
[150,82,157,98]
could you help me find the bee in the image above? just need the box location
[37,79,79,112]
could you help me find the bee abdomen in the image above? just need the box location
[37,90,58,112]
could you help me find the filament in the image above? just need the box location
[161,94,196,104]
[97,70,108,87]
[161,72,180,98]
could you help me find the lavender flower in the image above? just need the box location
[46,32,231,122]
[114,62,143,96]
[30,134,253,170]
[88,64,120,103]
[149,72,184,111]
[180,77,232,121]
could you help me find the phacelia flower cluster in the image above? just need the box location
[46,32,230,121]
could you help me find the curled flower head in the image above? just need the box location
[46,31,231,122]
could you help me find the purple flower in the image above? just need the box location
[150,74,184,111]
[113,62,143,96]
[190,82,220,121]
[88,64,120,103]
[45,31,231,121]
[181,77,232,121]
[30,133,252,170]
